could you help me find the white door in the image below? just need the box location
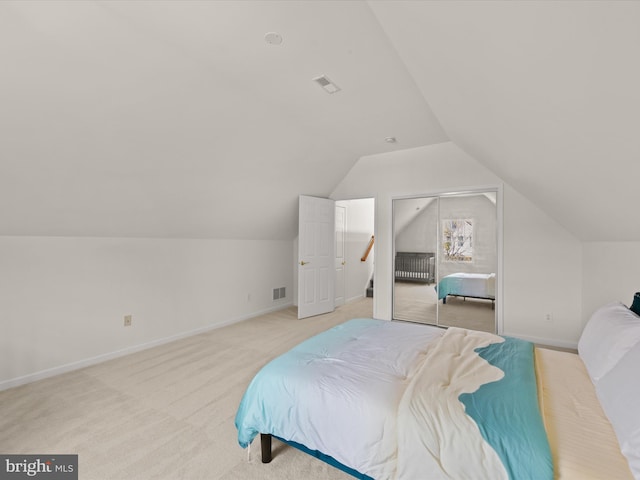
[298,195,335,319]
[334,205,346,307]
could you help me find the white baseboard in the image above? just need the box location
[503,332,578,350]
[0,302,293,392]
[346,294,365,304]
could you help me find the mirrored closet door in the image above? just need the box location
[392,191,497,333]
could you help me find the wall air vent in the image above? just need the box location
[273,287,286,300]
[313,75,341,94]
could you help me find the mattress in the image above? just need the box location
[437,272,495,300]
[535,348,633,479]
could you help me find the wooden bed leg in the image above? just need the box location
[260,433,272,463]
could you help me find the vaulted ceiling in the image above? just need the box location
[1,1,638,241]
[370,1,640,241]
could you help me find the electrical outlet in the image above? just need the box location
[544,313,553,322]
[124,315,132,327]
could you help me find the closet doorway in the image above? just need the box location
[392,190,499,333]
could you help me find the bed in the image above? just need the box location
[436,272,495,308]
[235,302,640,480]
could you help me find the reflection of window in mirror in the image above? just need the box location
[442,219,473,262]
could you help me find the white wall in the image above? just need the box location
[331,141,583,348]
[582,242,640,324]
[502,185,582,344]
[395,200,439,253]
[0,236,293,389]
[336,198,375,302]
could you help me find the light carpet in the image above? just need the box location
[0,299,374,480]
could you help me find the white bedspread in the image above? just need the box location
[236,319,444,478]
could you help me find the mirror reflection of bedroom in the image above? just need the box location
[393,191,497,333]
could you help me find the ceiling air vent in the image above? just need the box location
[313,75,341,94]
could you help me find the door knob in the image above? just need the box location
[300,261,310,266]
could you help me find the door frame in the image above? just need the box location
[334,197,376,306]
[294,196,377,317]
[334,204,347,307]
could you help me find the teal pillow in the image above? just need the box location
[631,292,640,316]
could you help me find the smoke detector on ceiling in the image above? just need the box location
[385,136,397,143]
[264,32,283,45]
[313,75,341,94]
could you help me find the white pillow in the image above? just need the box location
[596,342,640,479]
[578,302,640,383]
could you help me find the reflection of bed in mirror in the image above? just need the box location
[437,272,495,309]
[394,252,435,284]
